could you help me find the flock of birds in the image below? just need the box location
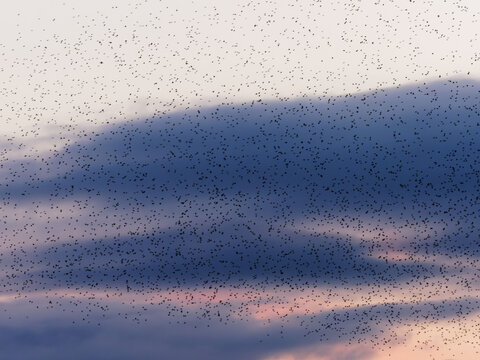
[2,1,480,357]
[2,78,480,339]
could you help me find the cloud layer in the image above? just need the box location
[1,78,480,358]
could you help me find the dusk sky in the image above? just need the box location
[1,1,480,359]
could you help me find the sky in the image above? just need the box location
[1,1,480,359]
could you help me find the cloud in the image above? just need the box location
[1,79,480,359]
[0,289,478,360]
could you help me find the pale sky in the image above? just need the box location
[1,0,479,141]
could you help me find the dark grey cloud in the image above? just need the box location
[1,78,480,359]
